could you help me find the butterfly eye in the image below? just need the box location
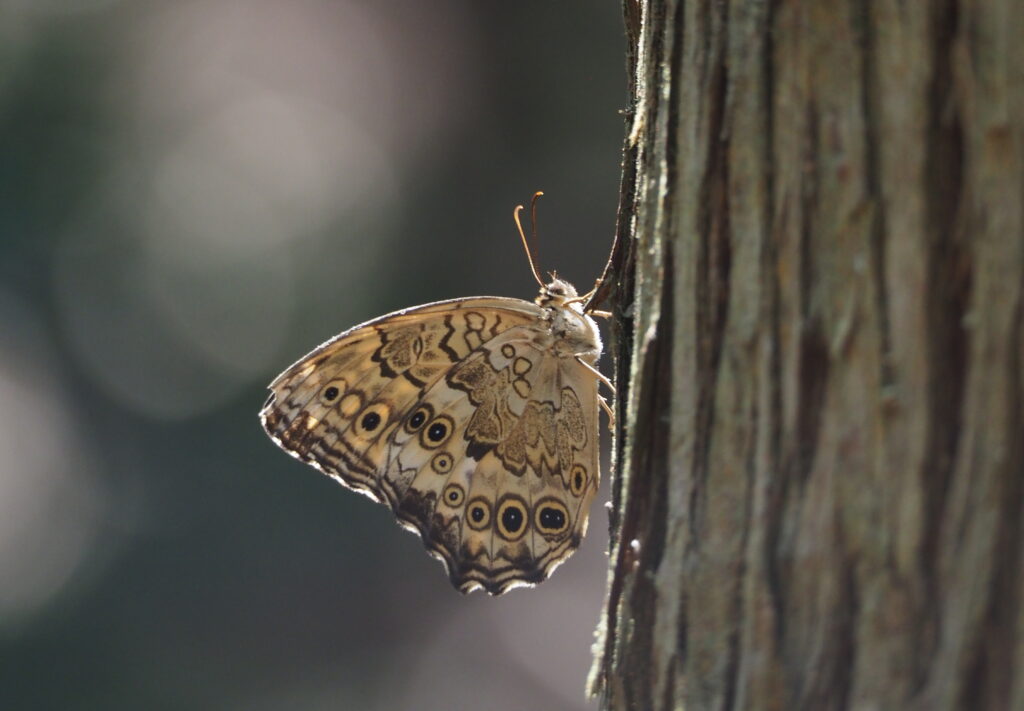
[569,464,587,496]
[496,495,529,541]
[442,483,465,507]
[420,415,454,449]
[404,405,433,434]
[534,498,570,536]
[466,497,491,530]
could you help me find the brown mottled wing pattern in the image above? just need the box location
[379,326,600,593]
[260,297,600,593]
[261,298,538,496]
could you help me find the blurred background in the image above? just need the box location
[0,0,624,708]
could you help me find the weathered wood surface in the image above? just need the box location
[591,1,1023,709]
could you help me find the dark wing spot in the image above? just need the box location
[361,412,382,431]
[466,497,491,530]
[539,506,566,531]
[501,506,523,533]
[570,464,587,495]
[442,483,465,506]
[431,452,453,474]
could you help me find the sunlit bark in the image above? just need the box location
[591,1,1024,709]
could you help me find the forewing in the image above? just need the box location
[260,298,541,501]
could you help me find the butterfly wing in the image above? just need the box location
[261,297,601,594]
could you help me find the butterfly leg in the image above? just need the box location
[588,310,613,319]
[598,394,615,430]
[576,357,615,393]
[575,356,616,431]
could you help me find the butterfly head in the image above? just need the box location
[536,276,580,308]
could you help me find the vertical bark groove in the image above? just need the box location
[857,0,896,398]
[920,0,968,612]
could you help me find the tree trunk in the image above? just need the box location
[590,1,1024,709]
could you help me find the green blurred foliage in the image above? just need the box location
[0,1,623,708]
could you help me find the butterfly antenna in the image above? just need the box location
[514,196,545,289]
[530,190,544,269]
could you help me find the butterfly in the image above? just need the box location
[260,193,613,594]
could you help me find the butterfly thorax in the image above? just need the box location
[534,278,602,365]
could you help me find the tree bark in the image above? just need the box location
[590,1,1024,709]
